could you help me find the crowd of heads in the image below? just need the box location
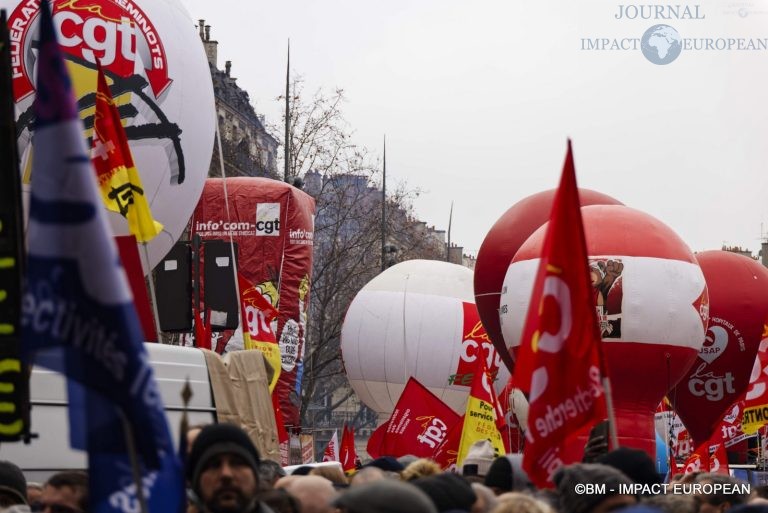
[2,423,766,513]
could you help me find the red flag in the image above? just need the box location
[710,442,730,475]
[322,431,339,462]
[340,424,358,473]
[271,394,290,466]
[682,440,711,474]
[203,309,212,350]
[668,452,680,479]
[238,272,281,392]
[193,307,211,350]
[432,416,464,470]
[743,330,768,434]
[376,378,461,458]
[367,421,387,459]
[513,141,608,487]
[115,235,157,342]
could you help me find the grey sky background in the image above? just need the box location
[177,0,768,257]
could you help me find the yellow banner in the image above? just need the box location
[742,404,768,434]
[244,335,281,393]
[456,396,506,467]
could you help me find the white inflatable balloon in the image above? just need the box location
[4,0,215,271]
[341,260,511,419]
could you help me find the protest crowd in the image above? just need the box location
[0,424,765,513]
[5,3,768,513]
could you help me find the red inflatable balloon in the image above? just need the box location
[670,251,768,445]
[500,205,708,456]
[474,190,622,373]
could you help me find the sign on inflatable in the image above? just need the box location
[341,260,511,421]
[500,205,708,455]
[671,250,768,444]
[192,178,315,427]
[3,0,215,270]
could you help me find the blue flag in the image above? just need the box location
[21,2,182,513]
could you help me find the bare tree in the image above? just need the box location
[272,80,444,433]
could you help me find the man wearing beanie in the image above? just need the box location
[186,423,275,513]
[484,455,534,495]
[554,463,637,513]
[412,473,477,512]
[0,461,27,508]
[597,448,662,487]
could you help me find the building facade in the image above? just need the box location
[199,22,279,179]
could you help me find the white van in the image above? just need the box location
[1,344,216,483]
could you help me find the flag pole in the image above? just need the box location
[141,243,163,340]
[117,408,149,513]
[601,376,620,450]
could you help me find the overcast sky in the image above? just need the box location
[177,0,768,257]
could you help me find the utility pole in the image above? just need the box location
[284,39,290,183]
[381,135,386,271]
[446,201,453,262]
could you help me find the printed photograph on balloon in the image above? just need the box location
[589,258,623,338]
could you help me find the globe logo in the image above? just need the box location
[641,24,682,65]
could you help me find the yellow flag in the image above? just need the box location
[90,66,162,242]
[456,360,507,467]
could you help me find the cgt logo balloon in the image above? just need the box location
[5,0,215,270]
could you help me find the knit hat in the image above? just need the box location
[461,440,495,477]
[554,463,634,513]
[186,423,261,494]
[332,479,437,513]
[484,455,533,492]
[0,461,26,505]
[363,456,405,472]
[412,473,477,512]
[597,447,661,486]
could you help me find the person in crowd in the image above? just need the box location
[348,467,387,487]
[282,476,338,513]
[597,448,661,487]
[288,467,313,477]
[642,494,696,513]
[413,473,477,512]
[0,461,27,509]
[554,463,637,513]
[491,493,553,513]
[751,485,768,501]
[257,461,287,492]
[186,423,275,513]
[309,466,348,487]
[484,455,534,496]
[470,483,498,513]
[401,459,442,482]
[37,472,88,513]
[693,473,750,513]
[397,455,419,468]
[186,423,210,455]
[332,479,437,513]
[362,456,404,479]
[258,489,300,513]
[26,483,42,511]
[462,441,496,482]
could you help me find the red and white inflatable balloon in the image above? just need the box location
[474,189,622,372]
[500,205,708,455]
[670,251,768,444]
[341,260,510,420]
